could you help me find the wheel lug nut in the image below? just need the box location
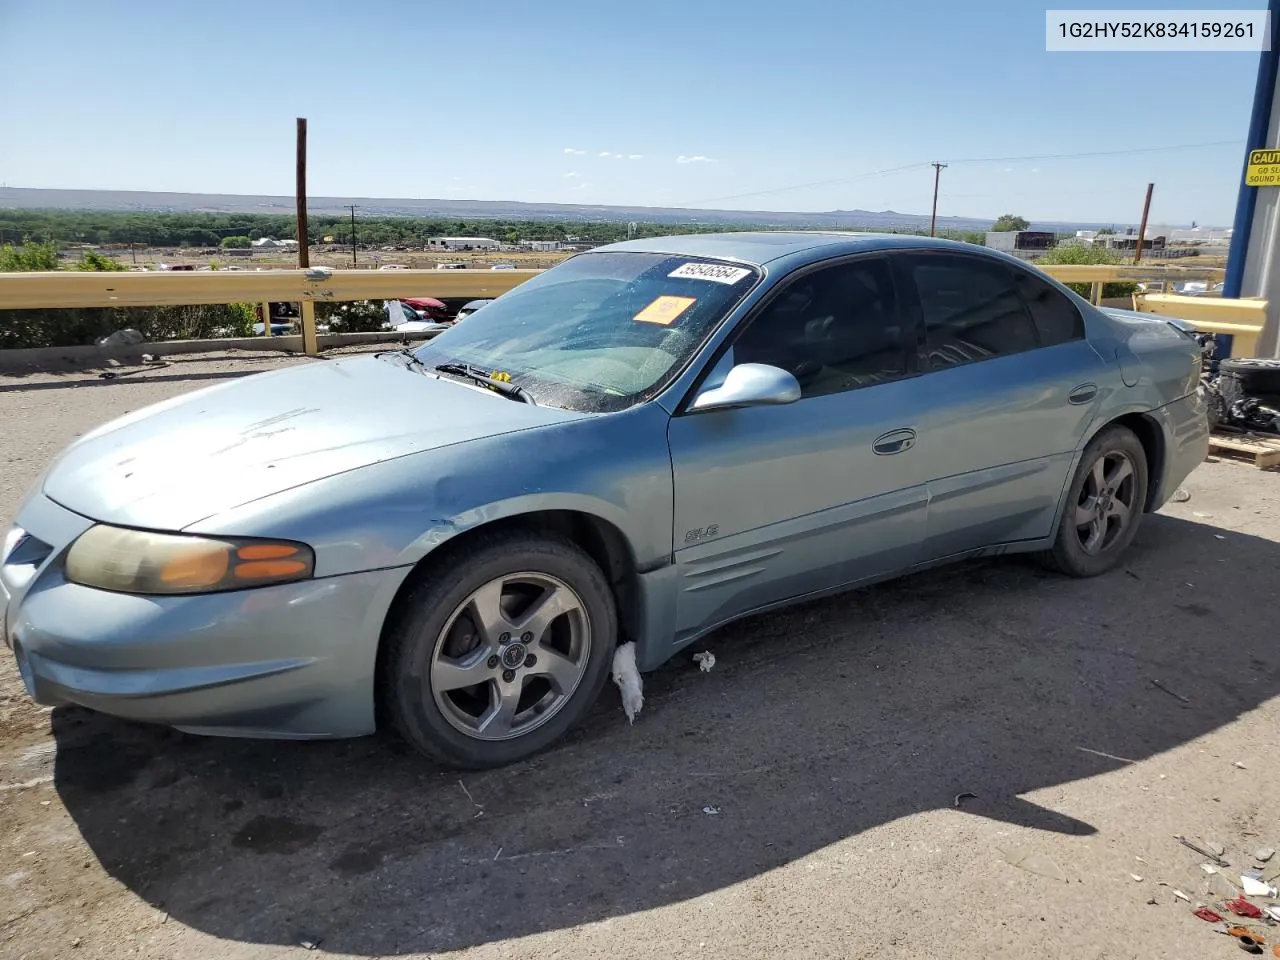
[499,632,510,644]
[520,632,532,643]
[487,655,500,669]
[502,669,516,683]
[524,654,537,668]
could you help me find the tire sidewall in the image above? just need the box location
[1053,426,1149,577]
[1220,358,1280,394]
[388,535,617,768]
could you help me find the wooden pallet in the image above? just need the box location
[1208,432,1280,469]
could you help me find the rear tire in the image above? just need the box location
[381,530,617,769]
[1042,425,1148,578]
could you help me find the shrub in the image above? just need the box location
[0,241,59,271]
[1034,243,1137,299]
[75,250,127,271]
[317,300,389,333]
[0,303,264,349]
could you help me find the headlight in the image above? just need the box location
[65,526,314,595]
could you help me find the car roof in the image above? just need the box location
[590,231,977,266]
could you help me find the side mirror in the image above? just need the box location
[688,363,801,412]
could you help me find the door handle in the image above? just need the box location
[1068,383,1098,405]
[873,428,916,455]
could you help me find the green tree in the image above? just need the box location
[1096,227,1116,235]
[1034,242,1136,299]
[220,235,251,248]
[991,214,1030,232]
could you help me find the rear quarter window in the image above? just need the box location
[1012,268,1085,346]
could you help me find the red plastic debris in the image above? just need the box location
[1226,898,1265,919]
[1195,907,1225,922]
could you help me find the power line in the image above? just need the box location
[679,139,1242,208]
[945,138,1241,165]
[682,162,932,206]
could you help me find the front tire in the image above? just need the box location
[1042,425,1148,578]
[382,530,617,768]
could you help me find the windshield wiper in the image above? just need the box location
[376,348,427,371]
[433,362,537,404]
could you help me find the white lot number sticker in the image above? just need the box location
[669,262,752,285]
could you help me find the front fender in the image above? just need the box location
[188,402,676,578]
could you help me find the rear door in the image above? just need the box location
[898,252,1108,562]
[666,255,931,638]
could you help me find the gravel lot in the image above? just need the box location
[2,353,1279,960]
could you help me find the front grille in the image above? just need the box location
[4,531,52,568]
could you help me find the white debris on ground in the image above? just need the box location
[692,650,716,673]
[611,641,644,723]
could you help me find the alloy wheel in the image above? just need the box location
[428,572,591,741]
[1074,449,1138,556]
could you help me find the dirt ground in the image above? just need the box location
[2,353,1280,960]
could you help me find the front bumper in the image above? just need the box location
[3,494,409,739]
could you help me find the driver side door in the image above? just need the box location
[666,256,932,640]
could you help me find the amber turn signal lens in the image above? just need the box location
[234,559,310,580]
[236,544,300,561]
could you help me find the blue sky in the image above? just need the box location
[0,0,1268,224]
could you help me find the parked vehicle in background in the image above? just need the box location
[491,264,516,270]
[3,232,1208,769]
[455,299,493,322]
[253,302,298,335]
[379,264,409,270]
[436,262,467,270]
[385,300,451,336]
[400,297,450,321]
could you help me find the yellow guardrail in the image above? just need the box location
[1133,293,1268,357]
[1036,263,1226,307]
[1038,264,1225,283]
[0,261,1241,357]
[0,268,535,355]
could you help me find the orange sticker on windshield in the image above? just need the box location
[635,295,696,326]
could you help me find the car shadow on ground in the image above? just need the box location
[51,514,1280,955]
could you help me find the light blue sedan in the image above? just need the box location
[2,233,1209,768]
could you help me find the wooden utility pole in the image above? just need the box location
[295,117,318,356]
[1134,182,1154,263]
[347,205,358,267]
[929,162,947,237]
[295,118,310,268]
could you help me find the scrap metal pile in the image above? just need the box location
[1194,332,1280,436]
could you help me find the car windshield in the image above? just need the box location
[412,252,760,411]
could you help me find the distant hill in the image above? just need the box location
[0,186,1129,235]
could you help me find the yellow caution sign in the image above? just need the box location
[1245,148,1280,187]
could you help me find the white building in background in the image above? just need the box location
[1159,225,1233,247]
[426,237,501,251]
[251,237,298,250]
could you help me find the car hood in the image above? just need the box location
[42,354,586,530]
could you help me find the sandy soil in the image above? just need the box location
[1,354,1279,960]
